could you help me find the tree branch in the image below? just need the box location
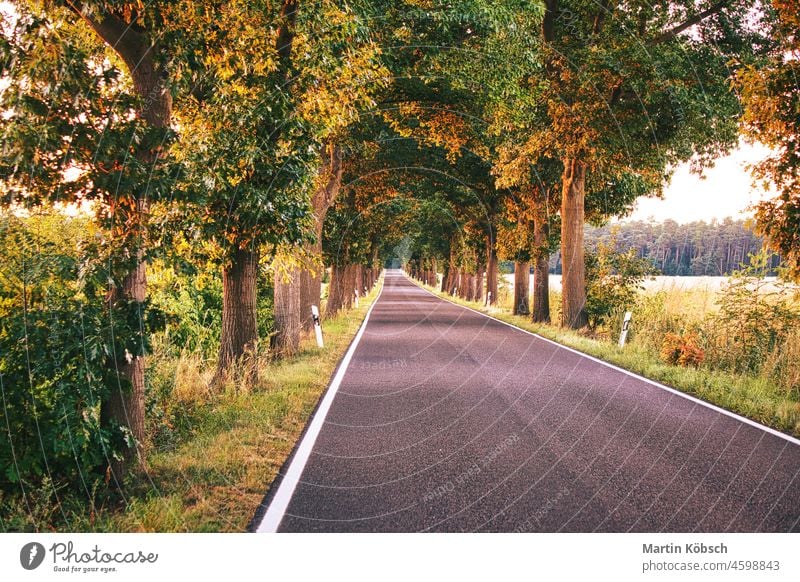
[63,2,170,129]
[648,0,731,45]
[276,0,299,77]
[63,1,149,70]
[542,0,557,43]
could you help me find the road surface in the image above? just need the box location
[253,270,800,532]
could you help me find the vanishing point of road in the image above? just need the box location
[253,270,800,532]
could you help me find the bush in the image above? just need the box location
[0,214,127,493]
[585,235,658,332]
[148,257,223,361]
[706,251,800,377]
[660,332,705,367]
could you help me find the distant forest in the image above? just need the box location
[546,218,780,276]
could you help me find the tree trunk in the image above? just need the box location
[298,143,343,332]
[475,265,485,303]
[102,220,147,482]
[560,157,588,328]
[486,239,498,305]
[217,247,259,380]
[326,264,345,317]
[446,247,458,294]
[354,264,363,301]
[513,262,530,315]
[532,252,551,323]
[76,19,172,482]
[298,268,318,333]
[532,186,551,323]
[271,264,301,357]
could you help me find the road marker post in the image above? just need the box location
[354,288,360,308]
[311,305,324,348]
[618,311,632,347]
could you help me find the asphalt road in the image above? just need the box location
[254,269,800,532]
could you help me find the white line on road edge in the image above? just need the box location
[255,275,386,533]
[406,273,800,448]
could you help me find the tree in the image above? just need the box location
[738,0,800,280]
[172,0,386,367]
[533,0,764,328]
[582,219,773,276]
[1,1,175,480]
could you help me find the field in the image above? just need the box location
[504,274,795,293]
[433,272,800,437]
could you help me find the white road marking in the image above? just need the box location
[407,273,800,448]
[255,275,386,533]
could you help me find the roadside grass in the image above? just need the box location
[412,277,800,439]
[1,280,382,533]
[114,283,382,532]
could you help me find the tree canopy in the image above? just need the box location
[1,0,798,493]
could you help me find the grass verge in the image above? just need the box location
[410,276,800,439]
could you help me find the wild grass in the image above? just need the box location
[416,276,800,438]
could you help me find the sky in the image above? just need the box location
[626,143,774,224]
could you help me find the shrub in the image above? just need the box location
[706,250,799,375]
[1,215,113,492]
[585,235,658,332]
[660,332,705,367]
[0,213,153,493]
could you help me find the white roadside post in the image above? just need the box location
[618,311,633,347]
[354,288,360,308]
[311,305,324,348]
[486,291,492,307]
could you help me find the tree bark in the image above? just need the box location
[346,264,357,308]
[217,247,260,380]
[271,263,301,357]
[298,268,318,332]
[326,264,345,317]
[446,247,458,294]
[513,262,530,315]
[298,144,343,331]
[532,186,552,323]
[102,220,147,482]
[486,238,498,305]
[560,157,588,328]
[532,252,551,323]
[354,264,363,301]
[475,265,485,303]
